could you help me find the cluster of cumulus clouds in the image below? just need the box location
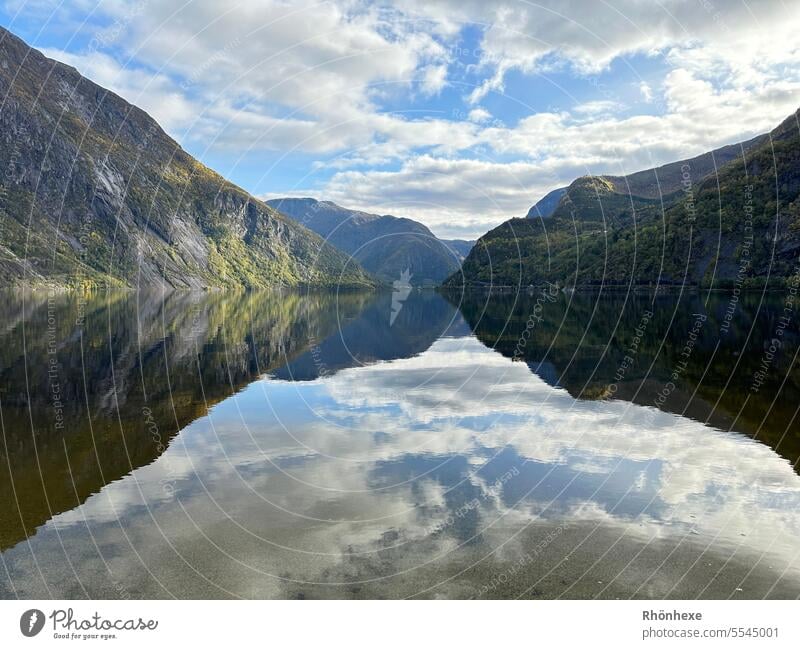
[16,0,800,237]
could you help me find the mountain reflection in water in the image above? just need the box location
[0,288,798,598]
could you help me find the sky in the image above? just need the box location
[1,0,799,239]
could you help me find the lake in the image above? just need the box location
[1,287,799,598]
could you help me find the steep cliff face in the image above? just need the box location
[0,27,373,288]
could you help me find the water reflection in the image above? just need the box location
[454,290,800,470]
[0,289,799,598]
[0,289,369,551]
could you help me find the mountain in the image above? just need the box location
[266,197,473,285]
[446,112,796,289]
[0,27,373,288]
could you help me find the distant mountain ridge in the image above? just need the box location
[0,26,372,288]
[267,197,473,285]
[446,111,799,289]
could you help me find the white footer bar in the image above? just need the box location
[1,600,797,648]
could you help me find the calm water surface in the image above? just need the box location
[1,288,799,598]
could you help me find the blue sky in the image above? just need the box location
[2,0,799,238]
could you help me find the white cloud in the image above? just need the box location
[36,0,455,153]
[467,107,491,123]
[572,100,623,116]
[405,0,800,99]
[419,64,448,96]
[89,1,445,123]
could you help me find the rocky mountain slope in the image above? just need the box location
[0,27,373,288]
[267,197,472,285]
[446,111,797,289]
